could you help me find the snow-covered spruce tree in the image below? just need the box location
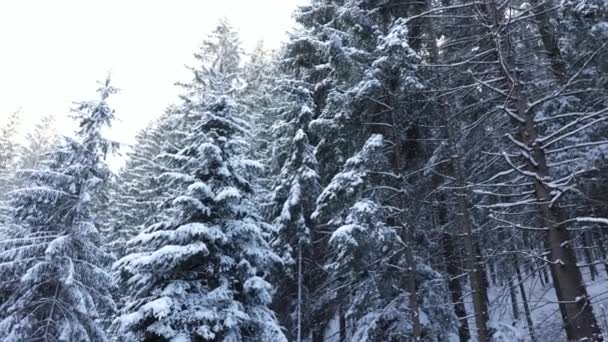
[0,111,20,171]
[0,111,21,200]
[0,110,21,246]
[1,114,59,257]
[266,75,321,341]
[410,1,500,338]
[279,1,459,339]
[114,95,285,342]
[178,18,243,108]
[0,78,118,341]
[17,114,59,171]
[107,19,245,261]
[11,114,60,194]
[314,135,454,341]
[241,41,277,168]
[113,20,285,342]
[240,42,279,218]
[105,107,184,258]
[277,1,407,337]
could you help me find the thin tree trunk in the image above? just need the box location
[312,330,324,342]
[449,129,491,342]
[388,110,422,340]
[583,230,599,281]
[423,0,490,338]
[541,264,550,286]
[509,277,519,321]
[442,231,471,342]
[515,255,537,342]
[489,262,498,287]
[420,0,491,338]
[402,225,422,340]
[592,229,608,277]
[339,305,347,342]
[297,241,303,342]
[509,277,520,321]
[442,114,491,341]
[537,264,546,287]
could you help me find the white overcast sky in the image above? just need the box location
[0,0,300,164]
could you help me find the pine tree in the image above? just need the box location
[267,75,321,341]
[0,78,118,341]
[242,41,276,164]
[178,18,243,108]
[0,111,21,199]
[105,107,184,258]
[18,114,59,171]
[416,0,608,339]
[276,1,459,340]
[114,96,285,342]
[12,114,60,192]
[114,21,285,342]
[107,20,246,261]
[314,134,454,341]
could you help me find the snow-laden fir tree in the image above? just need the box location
[107,19,245,261]
[0,111,20,170]
[0,111,21,200]
[241,41,276,165]
[114,96,285,342]
[281,1,458,339]
[267,75,321,341]
[113,20,286,342]
[178,18,243,108]
[270,2,388,337]
[239,42,279,220]
[0,78,118,341]
[11,114,60,193]
[314,135,454,341]
[17,114,59,171]
[105,107,185,258]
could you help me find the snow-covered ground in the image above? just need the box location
[310,266,608,341]
[466,268,608,341]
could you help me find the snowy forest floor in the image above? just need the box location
[314,267,608,341]
[470,268,608,341]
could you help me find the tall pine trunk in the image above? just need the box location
[509,277,519,321]
[297,241,303,342]
[483,1,602,339]
[444,233,472,342]
[422,0,490,338]
[514,255,537,342]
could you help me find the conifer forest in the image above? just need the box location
[1,0,608,341]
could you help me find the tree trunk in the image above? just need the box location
[583,230,599,281]
[312,330,324,342]
[339,305,347,342]
[489,261,498,287]
[529,0,568,83]
[297,241,303,342]
[402,225,422,340]
[542,264,550,286]
[592,229,608,277]
[422,0,491,338]
[388,112,422,339]
[509,277,520,321]
[483,1,602,339]
[515,255,537,342]
[442,231,471,342]
[445,123,491,342]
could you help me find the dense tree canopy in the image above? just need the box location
[2,3,608,341]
